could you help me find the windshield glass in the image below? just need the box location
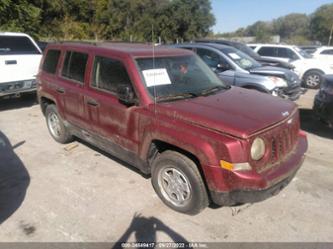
[221,47,261,70]
[0,36,41,55]
[295,47,312,59]
[136,55,227,102]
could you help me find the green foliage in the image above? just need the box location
[0,0,215,42]
[215,4,333,45]
[310,4,333,44]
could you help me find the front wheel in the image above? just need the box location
[45,104,73,144]
[303,70,324,89]
[151,151,209,215]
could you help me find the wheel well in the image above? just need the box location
[147,140,211,199]
[40,97,55,115]
[302,69,325,80]
[147,140,201,167]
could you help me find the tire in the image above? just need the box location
[45,104,73,144]
[303,70,324,89]
[151,151,209,215]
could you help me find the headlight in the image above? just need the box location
[251,137,265,161]
[268,76,288,87]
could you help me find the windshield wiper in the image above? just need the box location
[199,85,230,96]
[156,92,199,102]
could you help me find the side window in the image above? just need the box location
[61,51,88,83]
[321,49,333,55]
[257,47,276,57]
[91,56,132,93]
[42,49,61,74]
[278,48,299,60]
[197,48,221,68]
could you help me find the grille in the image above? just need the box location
[270,124,298,164]
[255,113,300,173]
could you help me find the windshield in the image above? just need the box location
[221,47,261,70]
[234,43,261,60]
[0,36,41,55]
[295,47,312,59]
[136,55,228,102]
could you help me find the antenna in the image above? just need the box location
[152,24,157,115]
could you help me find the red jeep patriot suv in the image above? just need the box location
[37,42,307,214]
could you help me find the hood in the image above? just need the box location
[257,57,295,70]
[249,66,300,86]
[156,87,296,139]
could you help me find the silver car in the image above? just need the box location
[173,43,303,101]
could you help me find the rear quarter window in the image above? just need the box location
[321,49,333,55]
[42,50,61,74]
[0,35,40,55]
[61,51,88,83]
[257,47,276,57]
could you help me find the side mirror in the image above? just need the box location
[116,84,136,106]
[215,63,230,72]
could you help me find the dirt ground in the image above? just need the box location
[0,90,332,243]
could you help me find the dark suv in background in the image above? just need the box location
[37,42,307,214]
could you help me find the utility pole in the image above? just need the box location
[329,22,333,46]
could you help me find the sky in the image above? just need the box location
[211,0,333,33]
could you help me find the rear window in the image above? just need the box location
[42,50,61,74]
[0,35,41,55]
[61,51,88,83]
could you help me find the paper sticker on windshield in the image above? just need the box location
[228,53,241,60]
[142,68,172,87]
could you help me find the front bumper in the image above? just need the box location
[204,132,307,206]
[210,157,303,206]
[0,79,37,97]
[274,85,305,101]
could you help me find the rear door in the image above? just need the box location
[58,50,90,131]
[0,35,42,84]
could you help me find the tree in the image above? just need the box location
[273,13,310,39]
[310,3,333,44]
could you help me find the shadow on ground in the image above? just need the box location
[0,93,38,112]
[113,213,192,249]
[0,130,30,224]
[299,108,333,139]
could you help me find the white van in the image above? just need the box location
[0,32,42,97]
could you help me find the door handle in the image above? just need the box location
[56,87,65,94]
[87,99,99,107]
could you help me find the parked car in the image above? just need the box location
[250,44,333,89]
[312,46,333,62]
[313,75,333,128]
[299,45,321,55]
[197,39,295,70]
[37,42,307,214]
[0,32,42,98]
[173,43,303,101]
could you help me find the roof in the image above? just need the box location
[49,42,193,57]
[175,42,234,51]
[0,32,31,37]
[248,44,297,48]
